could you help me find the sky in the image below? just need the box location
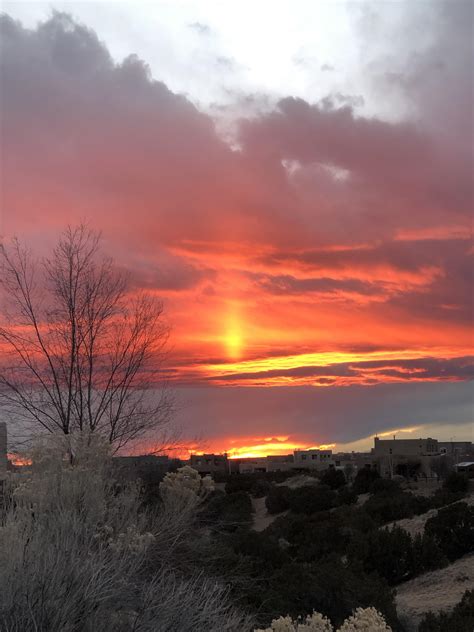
[1,1,473,456]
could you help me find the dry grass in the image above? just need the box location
[396,553,474,632]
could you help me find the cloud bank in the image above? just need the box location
[1,7,472,450]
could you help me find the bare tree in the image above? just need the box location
[0,225,172,452]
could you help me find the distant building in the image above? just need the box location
[373,437,439,457]
[456,462,474,478]
[373,437,445,478]
[236,454,295,474]
[196,449,335,476]
[293,449,334,470]
[266,454,295,472]
[333,452,378,476]
[238,458,268,474]
[438,441,474,461]
[0,423,7,472]
[190,453,229,475]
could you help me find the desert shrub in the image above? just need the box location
[424,502,474,561]
[320,469,346,490]
[229,530,289,569]
[288,485,336,515]
[348,526,415,585]
[251,479,272,498]
[430,487,465,508]
[412,533,448,575]
[352,468,379,494]
[160,465,214,501]
[370,478,401,495]
[254,607,392,632]
[202,491,253,529]
[256,610,333,631]
[443,471,470,494]
[337,607,391,631]
[0,438,250,632]
[268,512,346,562]
[418,590,474,632]
[364,491,430,524]
[337,486,358,506]
[225,474,255,494]
[333,504,378,534]
[266,485,291,515]
[258,558,399,630]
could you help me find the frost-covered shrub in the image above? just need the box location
[254,608,391,632]
[337,608,392,631]
[160,465,214,503]
[0,437,249,632]
[255,611,333,632]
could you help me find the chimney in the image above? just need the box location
[0,422,7,471]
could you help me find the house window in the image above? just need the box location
[301,455,306,460]
[312,454,317,460]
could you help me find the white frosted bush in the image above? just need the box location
[255,611,333,632]
[337,608,392,632]
[300,612,334,632]
[0,439,249,632]
[160,465,214,502]
[255,608,391,632]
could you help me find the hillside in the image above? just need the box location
[388,490,474,537]
[396,553,474,631]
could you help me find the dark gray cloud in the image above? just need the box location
[252,273,380,297]
[174,381,474,445]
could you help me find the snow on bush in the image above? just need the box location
[255,608,391,632]
[337,608,392,632]
[160,464,214,502]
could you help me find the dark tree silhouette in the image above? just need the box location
[0,225,171,451]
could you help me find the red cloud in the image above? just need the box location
[1,10,472,449]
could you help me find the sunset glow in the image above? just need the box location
[1,3,472,456]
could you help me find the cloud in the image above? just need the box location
[173,381,473,447]
[199,355,474,387]
[0,9,472,448]
[188,22,211,36]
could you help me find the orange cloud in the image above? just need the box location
[1,12,472,456]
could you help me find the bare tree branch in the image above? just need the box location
[0,224,172,451]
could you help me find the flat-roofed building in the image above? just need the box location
[373,437,439,457]
[293,449,334,470]
[238,458,268,474]
[438,441,473,460]
[190,454,229,475]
